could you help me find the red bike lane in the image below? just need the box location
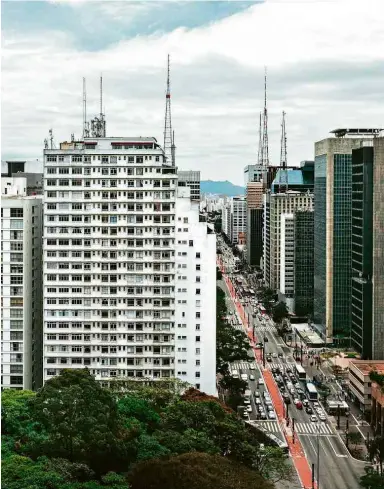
[219,264,316,489]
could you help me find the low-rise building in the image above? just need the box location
[348,360,384,414]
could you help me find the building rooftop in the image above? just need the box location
[330,128,383,138]
[271,168,314,192]
[349,360,384,375]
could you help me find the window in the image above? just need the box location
[10,209,23,218]
[196,336,200,342]
[196,252,201,259]
[196,289,201,295]
[189,240,193,247]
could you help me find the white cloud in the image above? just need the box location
[2,0,384,184]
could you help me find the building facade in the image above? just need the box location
[244,164,263,186]
[246,182,263,267]
[177,170,200,201]
[175,187,216,394]
[42,136,216,394]
[314,130,378,344]
[279,213,295,312]
[294,209,314,317]
[221,196,246,245]
[264,191,313,292]
[1,178,43,390]
[351,138,384,359]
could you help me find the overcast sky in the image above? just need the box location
[2,0,384,185]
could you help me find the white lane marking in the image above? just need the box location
[324,435,348,458]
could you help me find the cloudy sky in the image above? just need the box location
[2,0,384,185]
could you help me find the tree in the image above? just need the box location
[117,395,161,431]
[368,436,384,475]
[253,446,295,484]
[272,301,289,325]
[257,287,276,314]
[346,431,363,450]
[31,369,130,473]
[360,466,384,489]
[216,268,223,280]
[128,452,274,489]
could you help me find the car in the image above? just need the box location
[302,399,309,407]
[265,399,273,407]
[254,391,260,398]
[266,356,272,362]
[249,374,255,381]
[255,398,261,405]
[247,405,253,413]
[249,364,256,370]
[306,406,313,414]
[272,352,278,358]
[241,374,248,381]
[310,415,317,422]
[294,382,300,389]
[263,392,271,399]
[294,400,303,409]
[271,367,277,374]
[286,367,292,373]
[258,378,264,386]
[267,405,274,412]
[242,411,249,419]
[313,402,320,408]
[282,393,290,402]
[268,411,276,419]
[319,414,327,421]
[259,412,267,420]
[289,388,295,395]
[278,352,283,358]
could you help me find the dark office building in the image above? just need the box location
[351,138,384,359]
[247,208,263,267]
[294,209,314,317]
[314,129,382,346]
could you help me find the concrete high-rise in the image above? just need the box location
[1,178,43,390]
[246,182,263,268]
[244,164,263,186]
[313,129,381,344]
[222,196,246,245]
[42,136,216,394]
[177,170,200,201]
[351,137,384,359]
[294,209,314,317]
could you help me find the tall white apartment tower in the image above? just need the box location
[43,136,216,395]
[175,187,216,395]
[1,178,43,390]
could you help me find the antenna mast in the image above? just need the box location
[171,130,176,167]
[260,67,269,168]
[279,111,288,192]
[90,75,106,138]
[82,77,90,139]
[163,54,173,165]
[257,111,262,166]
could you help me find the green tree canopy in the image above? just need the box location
[272,301,289,325]
[128,452,274,489]
[31,369,130,473]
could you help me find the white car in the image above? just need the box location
[241,374,248,381]
[319,413,327,421]
[310,415,317,422]
[268,411,276,419]
[249,364,256,370]
[272,352,278,358]
[249,374,255,381]
[247,405,253,413]
[258,378,265,386]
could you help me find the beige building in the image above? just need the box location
[265,191,313,291]
[348,360,384,414]
[246,182,263,209]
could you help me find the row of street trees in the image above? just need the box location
[2,368,293,489]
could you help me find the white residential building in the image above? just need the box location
[280,213,295,312]
[175,187,216,394]
[222,196,246,244]
[177,170,201,201]
[42,136,216,395]
[1,178,43,390]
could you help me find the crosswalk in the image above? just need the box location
[254,325,277,333]
[265,362,295,371]
[295,422,333,435]
[253,420,280,433]
[232,324,246,332]
[230,362,257,371]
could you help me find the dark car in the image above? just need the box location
[278,353,283,358]
[266,356,272,362]
[306,406,313,414]
[286,367,292,373]
[283,393,290,403]
[271,367,277,374]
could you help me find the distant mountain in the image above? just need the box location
[201,180,245,196]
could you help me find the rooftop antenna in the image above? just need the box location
[49,129,55,149]
[82,77,90,139]
[90,75,106,138]
[279,111,288,192]
[100,74,103,118]
[260,66,269,168]
[163,54,173,165]
[257,111,262,166]
[171,130,176,167]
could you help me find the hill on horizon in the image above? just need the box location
[201,180,245,196]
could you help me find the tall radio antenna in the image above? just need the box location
[257,111,262,166]
[279,110,288,192]
[260,66,269,168]
[163,54,173,165]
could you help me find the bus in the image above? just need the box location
[295,364,307,380]
[325,400,349,416]
[244,389,252,405]
[305,382,318,401]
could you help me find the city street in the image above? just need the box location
[217,239,366,489]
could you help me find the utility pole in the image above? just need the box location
[317,421,320,489]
